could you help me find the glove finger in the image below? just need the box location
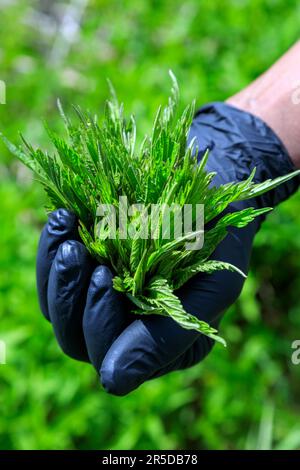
[48,240,94,362]
[99,270,222,396]
[36,209,78,321]
[99,231,247,396]
[83,265,130,371]
[99,315,197,396]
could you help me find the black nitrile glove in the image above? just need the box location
[36,102,299,396]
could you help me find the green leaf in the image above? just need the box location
[174,260,247,290]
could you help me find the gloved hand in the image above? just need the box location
[36,102,299,396]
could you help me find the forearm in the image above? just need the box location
[227,41,300,168]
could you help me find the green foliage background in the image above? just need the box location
[0,0,300,450]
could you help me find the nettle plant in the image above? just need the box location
[2,73,298,346]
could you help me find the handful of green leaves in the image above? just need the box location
[2,73,298,346]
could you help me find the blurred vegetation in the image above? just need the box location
[1,0,300,450]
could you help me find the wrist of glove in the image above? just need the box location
[36,102,299,396]
[189,101,299,207]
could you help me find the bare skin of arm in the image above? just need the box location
[227,41,300,168]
